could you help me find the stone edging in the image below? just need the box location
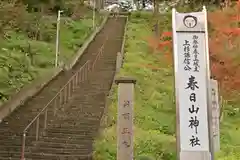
[0,14,109,122]
[120,16,129,64]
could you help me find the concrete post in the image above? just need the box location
[115,76,136,160]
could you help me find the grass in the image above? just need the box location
[94,12,240,160]
[0,10,103,104]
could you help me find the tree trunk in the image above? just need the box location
[96,0,101,10]
[142,0,146,8]
[154,0,158,14]
[180,0,185,6]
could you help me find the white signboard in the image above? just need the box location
[172,8,211,152]
[211,79,220,152]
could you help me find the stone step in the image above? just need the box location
[0,121,49,129]
[0,151,21,158]
[29,146,91,155]
[0,145,23,152]
[45,131,95,139]
[48,123,99,129]
[48,122,100,129]
[0,136,36,145]
[50,117,100,123]
[45,130,96,136]
[0,131,24,136]
[0,156,20,160]
[62,107,105,112]
[25,152,91,160]
[46,127,97,134]
[55,113,102,120]
[34,141,91,149]
[60,105,104,111]
[38,137,94,144]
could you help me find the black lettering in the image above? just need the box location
[185,75,199,90]
[189,116,199,134]
[189,105,199,114]
[190,135,201,147]
[189,93,196,102]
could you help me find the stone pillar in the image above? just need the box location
[115,76,136,160]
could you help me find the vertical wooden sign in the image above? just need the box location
[115,76,136,160]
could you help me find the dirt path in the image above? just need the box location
[0,16,127,159]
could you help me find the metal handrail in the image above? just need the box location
[20,60,91,159]
[92,35,109,70]
[23,60,90,132]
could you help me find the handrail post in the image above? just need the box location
[44,108,48,130]
[68,81,71,99]
[86,64,87,81]
[72,75,75,91]
[75,73,78,87]
[92,60,95,70]
[85,66,87,81]
[73,75,76,90]
[88,62,91,72]
[79,70,81,84]
[43,108,48,136]
[59,91,62,108]
[83,67,85,81]
[64,86,67,104]
[81,70,84,83]
[76,72,79,85]
[75,73,78,86]
[54,98,57,116]
[21,132,26,160]
[36,117,39,141]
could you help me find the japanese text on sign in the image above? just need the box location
[186,75,200,147]
[121,100,131,148]
[177,32,210,151]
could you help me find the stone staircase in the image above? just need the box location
[0,16,126,160]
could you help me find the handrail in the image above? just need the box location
[21,60,91,160]
[23,60,90,133]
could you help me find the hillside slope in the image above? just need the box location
[94,12,240,160]
[0,2,103,105]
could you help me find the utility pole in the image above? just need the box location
[55,10,63,67]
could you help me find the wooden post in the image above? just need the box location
[115,76,136,160]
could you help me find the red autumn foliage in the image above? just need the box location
[146,4,240,95]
